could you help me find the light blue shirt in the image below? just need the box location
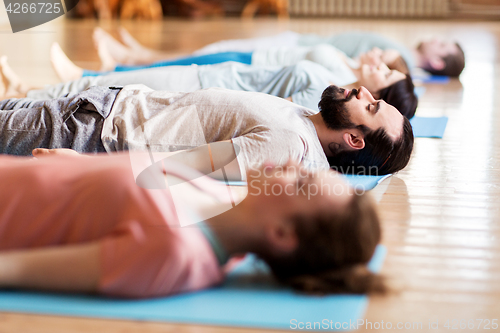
[199,60,356,112]
[298,31,415,69]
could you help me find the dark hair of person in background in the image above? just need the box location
[379,74,418,119]
[426,43,465,77]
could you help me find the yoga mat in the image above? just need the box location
[410,116,449,138]
[343,174,392,191]
[412,73,451,85]
[420,75,450,84]
[226,175,392,191]
[0,246,387,331]
[414,86,426,98]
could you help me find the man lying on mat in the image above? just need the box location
[175,30,466,77]
[0,84,413,175]
[0,151,385,298]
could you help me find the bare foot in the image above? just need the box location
[0,57,6,97]
[0,56,31,97]
[50,43,84,82]
[93,27,140,66]
[32,148,82,158]
[118,27,148,51]
[96,38,118,71]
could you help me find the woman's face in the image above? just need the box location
[246,162,353,216]
[358,63,406,96]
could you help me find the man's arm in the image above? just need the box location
[32,148,85,157]
[0,242,100,293]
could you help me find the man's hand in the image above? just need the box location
[32,148,81,158]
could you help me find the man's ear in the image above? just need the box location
[266,220,298,255]
[343,131,365,150]
[428,56,445,71]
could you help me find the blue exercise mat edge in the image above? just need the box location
[0,246,387,331]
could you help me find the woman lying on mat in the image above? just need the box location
[1,37,417,118]
[0,147,385,298]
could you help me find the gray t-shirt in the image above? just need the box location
[298,31,415,69]
[102,85,329,174]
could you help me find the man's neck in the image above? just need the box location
[308,113,344,157]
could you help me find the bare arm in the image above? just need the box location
[164,140,241,181]
[34,140,243,181]
[0,242,100,293]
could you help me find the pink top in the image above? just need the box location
[0,153,224,298]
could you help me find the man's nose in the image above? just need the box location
[358,86,375,102]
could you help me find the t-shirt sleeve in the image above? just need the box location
[98,221,223,298]
[232,130,305,175]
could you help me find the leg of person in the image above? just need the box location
[81,51,252,76]
[28,65,201,100]
[94,27,178,68]
[110,51,253,73]
[0,86,120,155]
[50,43,85,82]
[192,31,301,56]
[0,56,32,98]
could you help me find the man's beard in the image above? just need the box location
[319,85,358,130]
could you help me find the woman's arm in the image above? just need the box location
[0,242,100,293]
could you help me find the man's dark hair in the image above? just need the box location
[378,74,418,119]
[426,43,465,77]
[326,118,413,175]
[318,86,414,175]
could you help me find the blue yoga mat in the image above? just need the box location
[343,174,391,191]
[0,246,387,331]
[412,73,451,84]
[414,86,426,98]
[227,174,391,191]
[410,116,449,138]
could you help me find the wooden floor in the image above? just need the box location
[1,16,500,333]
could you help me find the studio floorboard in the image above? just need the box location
[0,16,499,332]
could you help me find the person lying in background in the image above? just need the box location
[0,83,413,175]
[51,30,411,81]
[102,28,464,77]
[47,34,418,119]
[1,53,417,118]
[0,151,385,298]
